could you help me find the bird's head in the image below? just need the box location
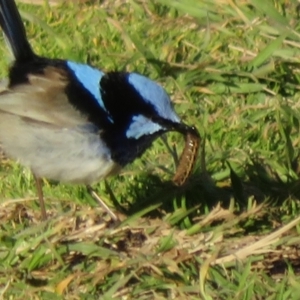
[65,61,197,165]
[99,71,195,164]
[101,72,180,137]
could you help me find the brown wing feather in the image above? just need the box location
[0,66,86,127]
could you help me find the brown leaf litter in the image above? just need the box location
[1,199,300,281]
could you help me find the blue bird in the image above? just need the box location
[0,0,199,221]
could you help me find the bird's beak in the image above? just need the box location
[171,122,200,138]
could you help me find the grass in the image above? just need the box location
[1,0,300,298]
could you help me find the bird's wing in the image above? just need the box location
[0,66,89,127]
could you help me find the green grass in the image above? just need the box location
[1,0,300,298]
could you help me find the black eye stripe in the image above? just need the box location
[100,72,157,127]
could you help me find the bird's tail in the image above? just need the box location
[0,0,35,62]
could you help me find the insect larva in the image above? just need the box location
[173,127,200,186]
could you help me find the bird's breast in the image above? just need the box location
[0,113,122,184]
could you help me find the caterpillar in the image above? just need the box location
[173,126,200,186]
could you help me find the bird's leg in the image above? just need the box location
[86,185,119,222]
[33,174,47,220]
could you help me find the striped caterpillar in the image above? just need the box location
[173,126,200,186]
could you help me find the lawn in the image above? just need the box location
[1,0,300,299]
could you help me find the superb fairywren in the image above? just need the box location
[0,0,198,221]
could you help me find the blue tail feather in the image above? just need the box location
[0,0,35,62]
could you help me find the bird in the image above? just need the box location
[0,0,199,221]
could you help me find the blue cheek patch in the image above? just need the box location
[126,115,163,139]
[67,61,105,110]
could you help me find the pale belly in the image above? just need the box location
[0,114,122,184]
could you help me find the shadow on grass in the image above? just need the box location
[116,156,300,227]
